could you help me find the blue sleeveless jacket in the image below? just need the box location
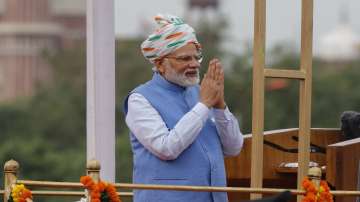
[124,73,228,202]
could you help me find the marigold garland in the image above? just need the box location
[8,184,33,202]
[302,177,333,202]
[80,176,121,202]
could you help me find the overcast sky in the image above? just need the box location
[114,0,360,54]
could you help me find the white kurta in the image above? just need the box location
[125,93,244,160]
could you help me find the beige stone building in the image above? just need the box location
[0,0,85,102]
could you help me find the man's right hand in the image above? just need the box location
[200,59,222,108]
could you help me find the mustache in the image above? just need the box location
[184,69,199,74]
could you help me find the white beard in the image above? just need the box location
[163,65,200,87]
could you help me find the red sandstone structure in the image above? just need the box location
[0,0,85,101]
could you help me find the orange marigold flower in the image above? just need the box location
[106,185,116,192]
[80,176,95,189]
[80,175,122,202]
[22,190,32,199]
[91,191,101,198]
[106,183,121,202]
[97,181,106,192]
[307,192,317,200]
[301,177,333,202]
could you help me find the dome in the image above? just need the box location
[188,0,218,9]
[319,24,360,61]
[318,6,360,61]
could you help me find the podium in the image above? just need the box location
[326,137,360,202]
[225,128,344,201]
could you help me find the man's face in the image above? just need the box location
[156,43,202,87]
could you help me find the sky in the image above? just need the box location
[114,0,360,54]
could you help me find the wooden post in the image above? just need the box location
[251,0,266,199]
[3,160,19,202]
[298,0,313,201]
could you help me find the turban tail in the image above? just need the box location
[141,14,201,64]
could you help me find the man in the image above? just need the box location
[123,14,243,202]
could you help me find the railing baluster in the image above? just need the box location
[3,160,19,202]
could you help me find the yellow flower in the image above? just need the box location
[10,184,32,202]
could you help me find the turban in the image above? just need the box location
[141,14,201,64]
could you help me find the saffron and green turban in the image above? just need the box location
[141,14,201,64]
